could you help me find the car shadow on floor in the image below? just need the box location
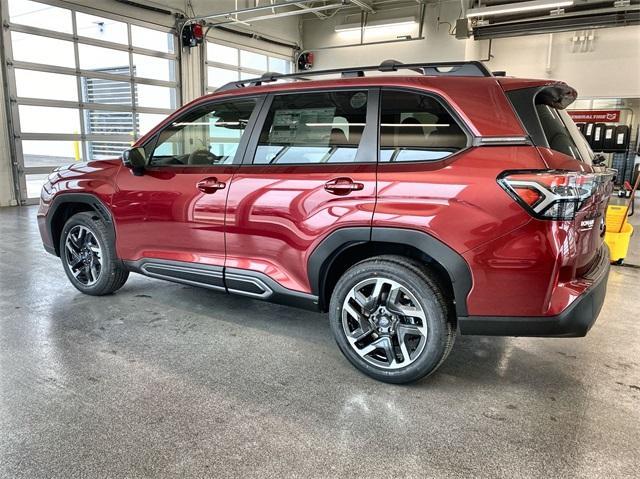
[48,274,587,394]
[39,276,597,461]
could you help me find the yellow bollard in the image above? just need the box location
[72,131,81,162]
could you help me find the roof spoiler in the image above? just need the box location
[536,84,578,110]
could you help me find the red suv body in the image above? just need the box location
[37,62,613,383]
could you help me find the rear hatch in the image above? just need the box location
[500,81,615,277]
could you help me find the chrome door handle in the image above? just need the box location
[324,178,364,195]
[197,177,226,194]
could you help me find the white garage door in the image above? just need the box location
[205,40,293,92]
[2,0,179,204]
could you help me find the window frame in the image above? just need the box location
[377,87,473,164]
[142,95,267,169]
[240,88,380,167]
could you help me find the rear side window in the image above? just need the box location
[536,104,583,160]
[507,85,593,163]
[253,91,369,165]
[379,91,467,162]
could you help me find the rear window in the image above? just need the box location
[536,103,584,160]
[507,84,594,163]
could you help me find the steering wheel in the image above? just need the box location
[187,149,220,166]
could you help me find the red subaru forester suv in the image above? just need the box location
[38,61,613,383]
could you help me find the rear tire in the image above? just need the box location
[329,255,455,384]
[59,212,129,296]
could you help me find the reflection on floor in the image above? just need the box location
[0,205,638,478]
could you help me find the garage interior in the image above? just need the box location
[0,0,639,477]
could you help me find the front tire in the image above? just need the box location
[329,256,455,384]
[59,212,129,296]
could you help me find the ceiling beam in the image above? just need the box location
[187,0,321,23]
[350,0,376,14]
[214,3,345,25]
[295,2,328,19]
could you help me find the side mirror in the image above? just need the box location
[122,147,147,176]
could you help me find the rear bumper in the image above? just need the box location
[459,244,610,337]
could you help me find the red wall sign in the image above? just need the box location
[567,110,621,123]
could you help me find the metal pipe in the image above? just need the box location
[190,0,325,22]
[350,0,376,14]
[295,2,328,19]
[481,38,493,62]
[545,33,553,73]
[215,3,346,25]
[296,35,427,56]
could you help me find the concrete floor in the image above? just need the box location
[0,205,639,479]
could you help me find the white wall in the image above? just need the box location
[302,2,640,101]
[466,26,640,99]
[301,1,465,69]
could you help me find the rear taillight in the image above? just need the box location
[498,170,614,220]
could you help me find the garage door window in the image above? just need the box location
[205,41,292,92]
[4,0,179,203]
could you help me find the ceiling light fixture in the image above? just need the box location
[466,0,574,18]
[335,17,418,33]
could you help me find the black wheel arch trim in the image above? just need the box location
[47,193,115,257]
[308,227,472,317]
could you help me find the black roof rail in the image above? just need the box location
[216,60,493,92]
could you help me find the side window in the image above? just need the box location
[149,98,256,166]
[379,91,467,162]
[253,91,369,165]
[535,104,584,160]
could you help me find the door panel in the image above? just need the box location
[224,89,378,293]
[111,96,261,266]
[225,164,377,292]
[112,165,233,266]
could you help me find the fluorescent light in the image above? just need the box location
[335,17,417,33]
[466,0,574,18]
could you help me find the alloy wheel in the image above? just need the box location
[64,225,103,286]
[341,277,428,370]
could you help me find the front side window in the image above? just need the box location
[253,91,369,165]
[149,99,256,166]
[379,91,467,162]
